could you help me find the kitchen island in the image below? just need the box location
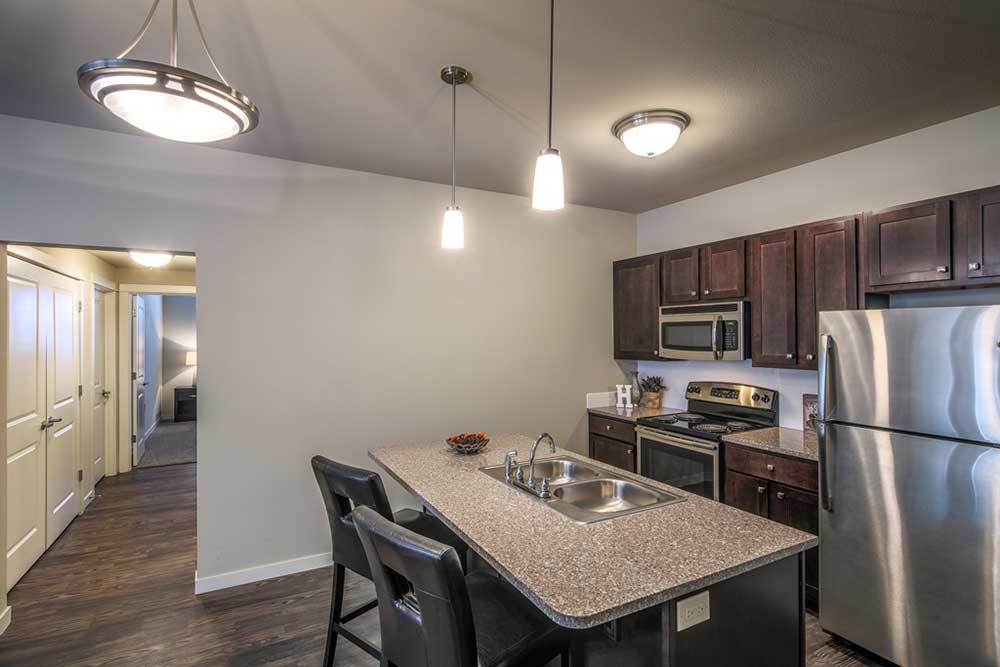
[370,434,817,666]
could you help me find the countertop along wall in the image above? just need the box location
[637,106,1000,429]
[0,113,635,590]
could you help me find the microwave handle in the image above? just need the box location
[711,315,723,360]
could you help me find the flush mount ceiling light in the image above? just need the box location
[440,65,471,250]
[129,251,173,268]
[612,110,690,158]
[78,0,258,143]
[531,0,565,211]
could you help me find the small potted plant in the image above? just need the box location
[640,376,666,408]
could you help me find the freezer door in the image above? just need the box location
[818,306,1000,443]
[820,423,1000,667]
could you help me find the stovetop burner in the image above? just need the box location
[691,423,728,434]
[726,421,753,432]
[672,413,705,423]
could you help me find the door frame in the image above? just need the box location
[0,242,10,634]
[117,284,196,473]
[91,281,116,488]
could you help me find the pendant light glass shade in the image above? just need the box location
[532,148,565,211]
[613,110,689,158]
[129,251,173,268]
[78,0,258,143]
[441,206,465,249]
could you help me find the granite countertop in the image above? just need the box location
[587,405,682,423]
[722,427,819,462]
[369,435,817,629]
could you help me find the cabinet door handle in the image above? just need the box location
[756,485,766,494]
[703,289,711,295]
[805,354,814,361]
[689,290,697,297]
[605,425,612,431]
[776,491,785,500]
[970,262,981,271]
[785,353,795,360]
[936,265,949,273]
[626,448,633,455]
[766,464,775,472]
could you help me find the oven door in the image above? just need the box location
[657,302,746,361]
[636,427,719,500]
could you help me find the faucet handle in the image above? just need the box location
[539,477,551,498]
[504,450,518,481]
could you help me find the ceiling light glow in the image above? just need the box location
[613,110,690,158]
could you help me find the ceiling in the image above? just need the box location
[89,248,197,271]
[3,2,1000,213]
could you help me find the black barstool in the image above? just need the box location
[352,505,572,667]
[311,456,469,665]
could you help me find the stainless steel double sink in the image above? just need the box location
[481,457,685,523]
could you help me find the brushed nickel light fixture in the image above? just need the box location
[440,65,471,249]
[78,0,258,143]
[613,110,690,158]
[531,0,564,211]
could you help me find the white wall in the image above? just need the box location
[161,296,197,421]
[0,114,635,585]
[139,295,163,439]
[638,106,1000,429]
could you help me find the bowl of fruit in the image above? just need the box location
[446,432,490,455]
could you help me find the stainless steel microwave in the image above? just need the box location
[658,301,747,361]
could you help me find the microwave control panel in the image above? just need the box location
[722,320,740,350]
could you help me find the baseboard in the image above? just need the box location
[193,551,332,595]
[0,605,11,636]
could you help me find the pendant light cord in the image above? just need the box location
[451,75,457,207]
[114,0,231,88]
[547,0,554,149]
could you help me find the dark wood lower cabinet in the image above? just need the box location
[724,444,819,612]
[589,433,636,473]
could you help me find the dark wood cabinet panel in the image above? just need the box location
[700,239,746,300]
[589,434,635,473]
[613,255,661,360]
[589,414,635,444]
[660,247,700,304]
[724,469,768,517]
[967,188,1000,279]
[865,200,952,286]
[726,444,819,493]
[769,484,819,610]
[796,217,858,370]
[750,229,797,367]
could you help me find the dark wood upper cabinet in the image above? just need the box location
[660,247,700,304]
[751,229,797,367]
[613,255,661,360]
[795,217,858,370]
[967,188,1000,279]
[865,200,952,286]
[700,239,746,300]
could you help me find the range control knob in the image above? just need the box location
[752,393,761,402]
[762,395,771,403]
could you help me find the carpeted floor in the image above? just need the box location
[137,420,196,468]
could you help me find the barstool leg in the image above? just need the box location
[323,563,346,667]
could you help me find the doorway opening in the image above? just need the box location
[3,242,195,594]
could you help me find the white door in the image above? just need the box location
[5,257,80,590]
[44,268,80,548]
[132,296,146,465]
[6,258,47,590]
[92,290,108,483]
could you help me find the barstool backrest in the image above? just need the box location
[311,456,395,579]
[353,505,477,667]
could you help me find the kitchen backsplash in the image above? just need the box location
[637,359,817,430]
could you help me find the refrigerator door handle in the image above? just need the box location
[818,333,834,510]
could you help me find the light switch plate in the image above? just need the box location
[676,590,710,631]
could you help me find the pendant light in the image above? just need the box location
[78,0,259,143]
[531,0,564,211]
[440,65,471,249]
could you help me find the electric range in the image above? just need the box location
[635,381,779,500]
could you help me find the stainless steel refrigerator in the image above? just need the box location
[817,306,1000,667]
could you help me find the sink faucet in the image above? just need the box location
[527,433,556,488]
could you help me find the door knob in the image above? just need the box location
[40,416,63,430]
[102,390,112,399]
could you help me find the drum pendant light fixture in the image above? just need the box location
[78,0,259,143]
[531,0,564,211]
[440,65,471,249]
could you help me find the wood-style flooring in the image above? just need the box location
[0,462,889,666]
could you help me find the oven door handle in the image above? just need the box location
[636,427,719,453]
